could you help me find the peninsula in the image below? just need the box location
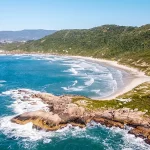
[1,24,150,144]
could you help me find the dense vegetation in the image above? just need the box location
[2,24,150,74]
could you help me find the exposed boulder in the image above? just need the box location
[93,115,124,129]
[11,110,62,131]
[64,103,85,117]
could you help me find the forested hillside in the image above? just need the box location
[3,24,150,75]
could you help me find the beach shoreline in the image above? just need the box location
[71,55,150,100]
[1,51,150,100]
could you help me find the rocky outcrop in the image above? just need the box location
[93,117,124,129]
[93,108,150,127]
[10,90,150,144]
[64,103,85,117]
[11,110,62,131]
[129,126,150,144]
[33,93,72,114]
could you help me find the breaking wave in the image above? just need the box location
[84,78,95,86]
[0,80,6,87]
[67,68,78,75]
[2,89,49,114]
[0,115,149,150]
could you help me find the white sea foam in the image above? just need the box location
[109,126,150,150]
[117,70,123,80]
[0,54,7,56]
[0,89,57,142]
[61,86,85,92]
[0,116,54,141]
[91,89,101,95]
[72,80,78,86]
[64,67,78,75]
[0,91,149,149]
[40,56,67,62]
[0,80,6,87]
[100,79,118,99]
[51,122,150,149]
[0,114,86,144]
[84,77,95,86]
[88,123,150,150]
[62,57,124,98]
[0,80,6,83]
[2,89,49,114]
[0,116,85,142]
[111,79,118,92]
[18,55,68,62]
[105,72,114,80]
[61,80,84,92]
[62,78,84,91]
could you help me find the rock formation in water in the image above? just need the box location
[11,90,150,144]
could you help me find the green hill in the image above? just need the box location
[3,24,150,75]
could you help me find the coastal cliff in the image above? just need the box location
[11,82,150,144]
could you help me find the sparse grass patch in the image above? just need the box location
[72,96,123,110]
[117,82,150,115]
[72,82,150,115]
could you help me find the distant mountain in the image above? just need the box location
[0,29,57,42]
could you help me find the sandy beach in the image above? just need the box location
[1,52,150,100]
[71,56,150,100]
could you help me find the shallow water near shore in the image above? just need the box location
[0,55,150,150]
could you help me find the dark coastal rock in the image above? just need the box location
[62,115,86,128]
[93,117,124,129]
[128,126,150,139]
[128,126,150,144]
[145,138,150,145]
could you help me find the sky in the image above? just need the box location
[0,0,149,31]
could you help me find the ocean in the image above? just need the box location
[0,54,149,150]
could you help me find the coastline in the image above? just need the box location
[1,51,150,100]
[71,55,150,100]
[1,51,150,145]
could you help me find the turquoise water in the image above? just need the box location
[0,55,149,150]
